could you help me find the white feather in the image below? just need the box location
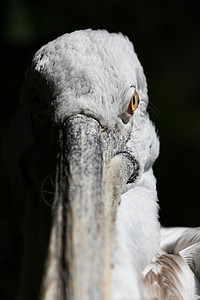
[112,168,160,299]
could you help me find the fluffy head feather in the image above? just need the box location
[31,29,148,126]
[4,29,159,205]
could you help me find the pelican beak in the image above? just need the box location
[40,114,136,300]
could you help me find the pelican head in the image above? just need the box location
[4,29,160,299]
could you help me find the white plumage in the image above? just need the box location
[3,29,200,299]
[113,168,160,298]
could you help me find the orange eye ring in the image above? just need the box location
[127,91,140,115]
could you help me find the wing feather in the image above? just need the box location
[142,253,197,299]
[142,227,200,299]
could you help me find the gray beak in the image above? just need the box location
[40,114,137,300]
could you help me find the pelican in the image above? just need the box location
[3,29,200,299]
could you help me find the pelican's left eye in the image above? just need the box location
[127,91,140,115]
[30,88,48,114]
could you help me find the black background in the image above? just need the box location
[1,0,200,227]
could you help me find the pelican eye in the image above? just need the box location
[30,88,48,114]
[120,90,140,124]
[127,91,140,115]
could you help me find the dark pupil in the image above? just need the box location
[132,96,136,106]
[34,95,42,104]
